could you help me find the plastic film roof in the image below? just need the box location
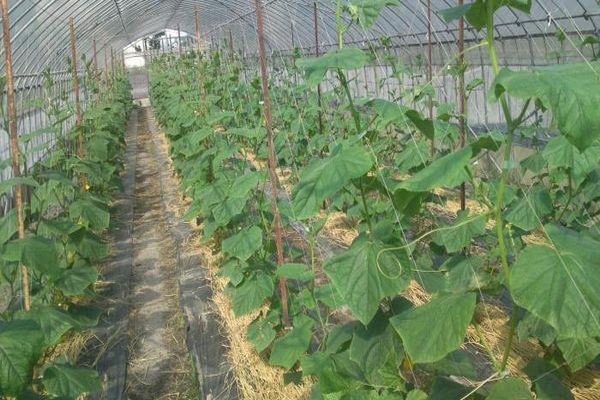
[2,0,599,75]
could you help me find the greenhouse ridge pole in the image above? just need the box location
[313,0,323,136]
[254,0,290,328]
[458,0,466,210]
[93,39,100,104]
[1,0,30,311]
[69,17,84,166]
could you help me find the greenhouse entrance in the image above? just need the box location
[1,1,600,399]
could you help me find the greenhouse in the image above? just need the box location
[0,0,599,399]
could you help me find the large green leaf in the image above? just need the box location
[275,263,315,282]
[397,147,472,193]
[269,315,315,369]
[293,144,372,220]
[68,199,110,231]
[222,226,263,261]
[390,293,476,364]
[54,266,98,296]
[0,176,39,196]
[504,188,552,231]
[435,210,486,253]
[439,0,532,30]
[486,378,533,400]
[349,311,401,382]
[323,236,411,325]
[346,0,400,28]
[557,337,600,372]
[297,48,369,87]
[0,320,44,396]
[490,62,600,151]
[246,317,276,353]
[230,271,273,316]
[511,224,600,338]
[20,236,60,277]
[14,306,77,346]
[0,209,18,246]
[41,363,101,398]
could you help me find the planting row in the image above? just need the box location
[149,1,600,398]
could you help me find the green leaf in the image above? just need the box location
[486,378,533,400]
[69,229,108,260]
[349,311,400,382]
[542,136,576,169]
[276,263,315,282]
[269,315,315,369]
[490,62,600,151]
[14,306,76,346]
[463,0,532,31]
[394,140,429,173]
[246,317,276,353]
[230,271,274,316]
[422,349,479,380]
[297,48,370,87]
[436,210,486,253]
[20,236,60,277]
[556,337,600,372]
[405,110,434,140]
[0,320,44,396]
[504,188,552,231]
[437,4,472,23]
[390,293,476,364]
[41,363,101,398]
[397,147,472,192]
[406,390,428,400]
[68,199,110,231]
[323,236,411,325]
[222,226,263,261]
[347,0,400,28]
[0,176,39,196]
[293,144,372,220]
[511,224,600,338]
[54,266,98,296]
[0,208,18,246]
[470,131,505,156]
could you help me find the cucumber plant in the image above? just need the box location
[148,1,600,397]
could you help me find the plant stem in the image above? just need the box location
[336,0,343,49]
[486,1,518,372]
[475,323,501,372]
[557,170,573,222]
[337,69,362,134]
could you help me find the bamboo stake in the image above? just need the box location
[427,0,434,159]
[92,39,100,104]
[458,0,466,210]
[195,4,201,55]
[177,24,182,57]
[313,0,323,136]
[110,47,115,76]
[254,0,290,328]
[68,17,84,164]
[228,29,234,61]
[1,0,30,311]
[103,46,109,86]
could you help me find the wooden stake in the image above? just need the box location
[458,0,466,210]
[103,46,109,85]
[228,29,234,61]
[178,24,182,56]
[313,0,323,136]
[195,4,202,55]
[110,47,115,76]
[92,39,100,104]
[69,17,84,164]
[1,0,30,311]
[254,0,290,328]
[427,0,434,159]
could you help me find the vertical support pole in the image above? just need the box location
[103,46,109,86]
[458,0,466,210]
[194,4,206,109]
[69,17,84,165]
[195,4,202,55]
[111,47,115,76]
[290,22,297,83]
[177,24,182,57]
[313,0,323,136]
[1,0,30,311]
[92,39,100,104]
[426,0,434,159]
[228,29,234,61]
[254,0,290,328]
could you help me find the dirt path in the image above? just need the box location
[126,110,198,400]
